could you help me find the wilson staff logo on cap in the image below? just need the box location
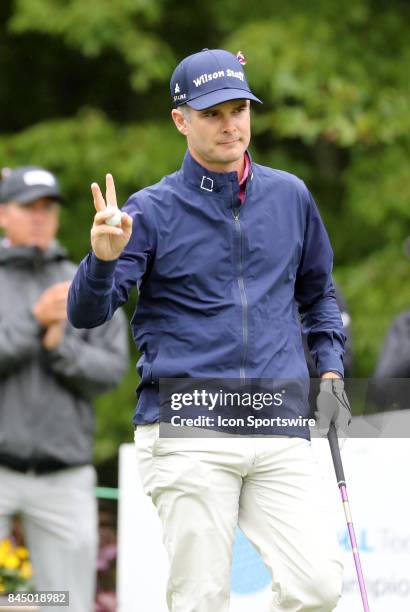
[170,48,262,110]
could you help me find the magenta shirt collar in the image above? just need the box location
[238,152,251,203]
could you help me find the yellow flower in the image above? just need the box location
[0,539,11,553]
[15,546,29,560]
[3,553,20,570]
[19,560,33,580]
[0,538,12,565]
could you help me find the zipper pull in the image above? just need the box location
[232,207,240,220]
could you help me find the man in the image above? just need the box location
[0,166,129,611]
[68,49,350,611]
[374,309,410,379]
[370,309,410,410]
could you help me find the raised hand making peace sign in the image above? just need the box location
[90,173,133,261]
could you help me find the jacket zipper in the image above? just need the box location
[232,205,248,379]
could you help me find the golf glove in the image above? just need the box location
[315,378,351,438]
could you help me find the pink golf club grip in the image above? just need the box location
[328,424,371,611]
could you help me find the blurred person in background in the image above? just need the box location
[0,166,129,611]
[371,308,410,411]
[374,309,410,379]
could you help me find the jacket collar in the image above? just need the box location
[180,149,253,195]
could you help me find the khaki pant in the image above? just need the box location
[135,424,343,612]
[0,465,97,612]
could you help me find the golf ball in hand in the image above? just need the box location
[105,207,122,227]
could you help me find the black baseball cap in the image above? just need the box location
[0,166,63,205]
[170,48,262,110]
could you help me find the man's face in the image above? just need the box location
[172,99,251,172]
[0,197,59,250]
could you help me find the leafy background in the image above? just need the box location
[1,0,409,464]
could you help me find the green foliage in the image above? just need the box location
[1,0,409,463]
[335,244,410,377]
[344,142,410,241]
[10,0,174,90]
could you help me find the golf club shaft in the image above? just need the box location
[328,424,371,612]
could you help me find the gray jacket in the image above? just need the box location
[375,309,410,379]
[0,241,129,466]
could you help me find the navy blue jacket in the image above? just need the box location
[68,151,345,436]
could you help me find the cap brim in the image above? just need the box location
[14,186,64,205]
[187,88,263,110]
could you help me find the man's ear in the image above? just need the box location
[171,109,189,136]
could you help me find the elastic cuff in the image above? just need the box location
[87,251,117,280]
